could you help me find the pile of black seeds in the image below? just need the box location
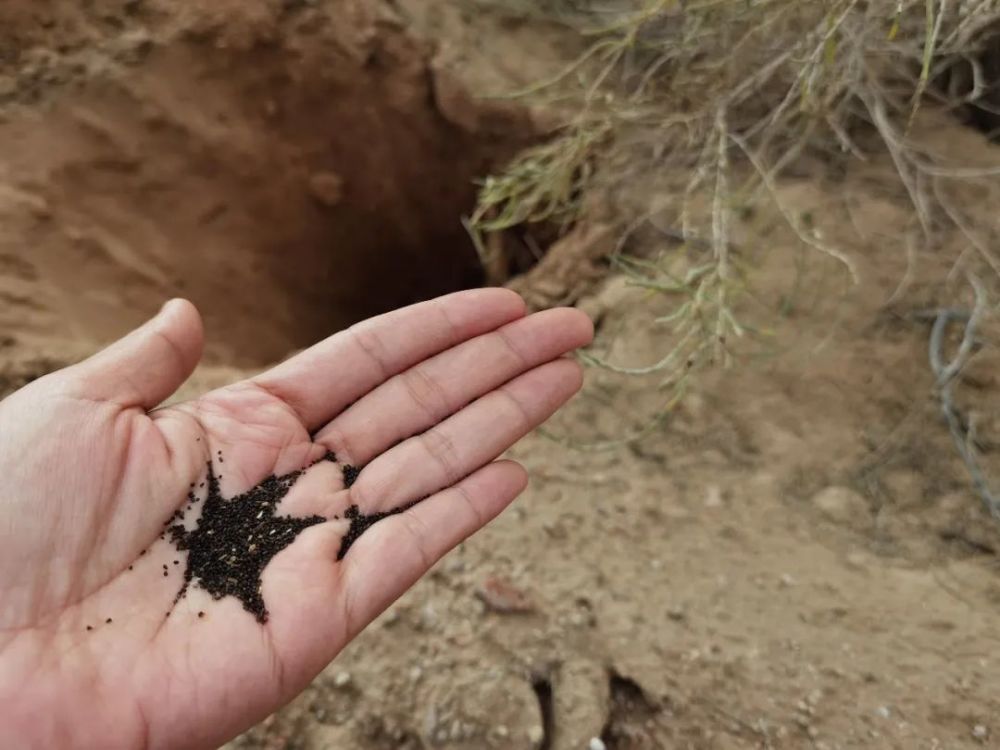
[155,453,423,622]
[341,464,361,489]
[168,461,325,623]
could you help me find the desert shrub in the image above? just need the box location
[469,1,1000,510]
[470,0,1000,384]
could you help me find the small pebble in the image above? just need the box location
[704,485,723,507]
[476,576,534,614]
[972,725,988,740]
[527,725,545,745]
[589,739,607,750]
[333,671,352,688]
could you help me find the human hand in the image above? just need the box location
[0,290,592,749]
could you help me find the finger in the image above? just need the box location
[272,460,528,645]
[314,307,594,465]
[345,460,528,632]
[251,289,526,432]
[349,358,582,513]
[67,299,204,410]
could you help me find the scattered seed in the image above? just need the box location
[337,500,417,560]
[310,450,338,466]
[342,464,361,488]
[167,462,323,623]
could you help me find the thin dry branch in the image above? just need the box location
[928,278,1000,519]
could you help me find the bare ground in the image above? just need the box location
[1,2,999,749]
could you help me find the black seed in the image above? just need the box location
[310,450,337,466]
[197,611,204,618]
[86,625,92,631]
[336,500,418,560]
[106,618,112,624]
[166,461,323,623]
[342,464,361,488]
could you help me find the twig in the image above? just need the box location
[730,133,861,283]
[927,278,1000,519]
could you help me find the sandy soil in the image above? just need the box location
[2,2,1000,750]
[0,0,545,366]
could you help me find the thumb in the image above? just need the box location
[69,299,204,410]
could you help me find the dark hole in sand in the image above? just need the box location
[0,31,535,367]
[530,676,554,750]
[600,674,662,748]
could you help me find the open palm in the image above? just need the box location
[0,290,592,749]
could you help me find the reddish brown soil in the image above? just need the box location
[1,3,999,750]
